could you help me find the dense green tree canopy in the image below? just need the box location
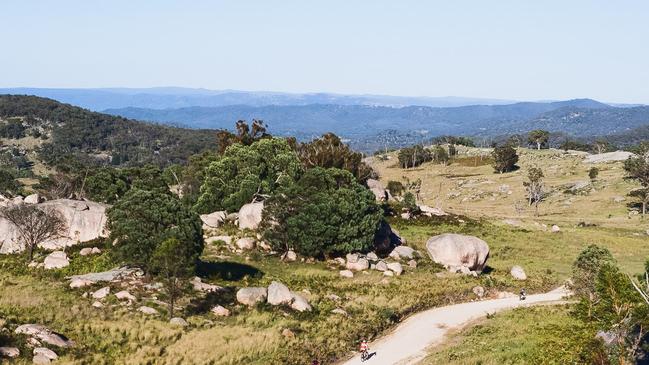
[527,130,550,150]
[261,167,383,257]
[297,133,374,182]
[107,188,203,272]
[491,144,519,173]
[398,145,431,168]
[195,138,302,213]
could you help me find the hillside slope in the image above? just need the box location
[0,95,218,167]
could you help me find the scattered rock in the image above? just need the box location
[282,250,297,262]
[551,225,561,233]
[25,193,41,204]
[236,287,268,306]
[407,260,417,268]
[69,278,94,289]
[91,287,110,299]
[612,196,626,203]
[169,317,189,327]
[200,210,227,229]
[137,306,158,315]
[235,237,256,250]
[367,179,391,201]
[33,354,52,364]
[510,265,527,280]
[331,308,348,316]
[383,271,394,277]
[238,202,264,230]
[211,305,231,317]
[43,251,70,270]
[346,257,369,271]
[596,330,618,346]
[15,324,73,348]
[290,292,312,312]
[389,246,417,260]
[92,301,103,308]
[418,205,448,216]
[375,261,388,271]
[191,277,222,293]
[115,290,136,302]
[267,281,293,306]
[0,347,20,358]
[339,270,354,278]
[386,262,403,275]
[91,247,101,255]
[426,233,489,273]
[333,257,346,266]
[366,252,379,261]
[79,247,93,256]
[325,294,341,301]
[281,328,295,338]
[584,151,636,164]
[68,267,139,284]
[33,348,58,361]
[472,286,485,298]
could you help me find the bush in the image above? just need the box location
[107,189,203,272]
[491,144,519,173]
[0,120,26,139]
[571,244,615,301]
[398,145,431,168]
[261,167,382,257]
[431,145,449,164]
[298,133,374,183]
[588,167,599,181]
[195,138,302,213]
[386,180,404,196]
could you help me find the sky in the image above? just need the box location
[2,0,649,103]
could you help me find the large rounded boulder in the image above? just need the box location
[425,233,489,273]
[238,202,264,230]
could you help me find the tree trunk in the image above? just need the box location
[535,201,539,217]
[643,201,647,217]
[169,284,175,319]
[28,243,34,262]
[536,142,541,150]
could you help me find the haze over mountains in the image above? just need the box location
[2,87,649,152]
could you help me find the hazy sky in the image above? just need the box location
[3,1,649,103]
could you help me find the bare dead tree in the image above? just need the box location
[0,204,67,261]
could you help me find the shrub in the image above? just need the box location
[571,244,615,301]
[398,145,431,168]
[386,180,404,196]
[195,138,302,213]
[107,188,203,272]
[491,144,519,173]
[261,167,382,257]
[298,133,374,183]
[588,167,599,181]
[431,145,449,164]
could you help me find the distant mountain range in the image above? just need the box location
[0,87,519,110]
[1,88,648,152]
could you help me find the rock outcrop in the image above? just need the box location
[238,202,264,230]
[510,265,527,280]
[267,281,293,306]
[15,324,73,348]
[583,151,636,164]
[373,221,404,254]
[367,179,392,202]
[236,287,267,306]
[0,199,109,254]
[200,211,226,229]
[43,251,69,270]
[425,233,489,273]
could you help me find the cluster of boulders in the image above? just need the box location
[235,281,312,312]
[337,245,419,278]
[200,201,264,232]
[0,323,72,363]
[0,198,109,254]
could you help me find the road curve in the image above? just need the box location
[339,286,571,365]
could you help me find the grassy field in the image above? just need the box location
[421,305,596,365]
[1,147,647,364]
